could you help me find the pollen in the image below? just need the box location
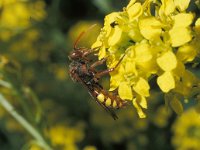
[105,98,111,106]
[97,93,105,102]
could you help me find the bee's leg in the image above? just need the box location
[90,58,107,69]
[94,68,114,78]
[95,54,126,78]
[82,57,91,62]
[74,48,94,62]
[82,47,100,57]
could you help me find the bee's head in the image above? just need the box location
[68,49,82,61]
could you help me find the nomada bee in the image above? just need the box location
[68,25,127,120]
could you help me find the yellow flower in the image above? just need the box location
[93,0,200,117]
[135,43,152,63]
[133,77,150,97]
[169,27,192,47]
[157,72,175,92]
[139,17,162,40]
[173,13,194,27]
[109,65,125,91]
[196,18,200,26]
[0,0,46,41]
[174,0,190,11]
[153,105,172,128]
[108,26,123,46]
[176,44,197,63]
[127,2,143,20]
[118,82,133,100]
[172,108,200,150]
[83,146,97,150]
[168,13,194,47]
[48,124,85,149]
[133,97,146,118]
[126,0,136,9]
[157,51,177,71]
[159,0,175,16]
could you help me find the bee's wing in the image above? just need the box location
[77,77,118,120]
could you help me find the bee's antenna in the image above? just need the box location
[73,24,97,50]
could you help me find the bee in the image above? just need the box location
[68,25,126,120]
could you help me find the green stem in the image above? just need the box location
[14,88,35,123]
[0,94,53,150]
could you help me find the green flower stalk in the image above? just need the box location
[0,94,52,150]
[92,0,200,118]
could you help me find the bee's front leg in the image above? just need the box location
[82,47,100,57]
[94,68,115,79]
[94,54,126,78]
[90,58,107,69]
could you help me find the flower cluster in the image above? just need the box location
[29,123,88,150]
[92,0,200,118]
[172,108,200,150]
[0,0,46,41]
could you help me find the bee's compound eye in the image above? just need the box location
[69,51,81,60]
[70,52,75,58]
[72,52,76,57]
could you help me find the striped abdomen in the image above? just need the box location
[96,91,126,109]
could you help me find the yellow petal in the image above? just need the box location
[137,96,147,109]
[157,72,175,92]
[128,27,143,42]
[127,2,143,20]
[135,43,152,63]
[132,98,146,118]
[170,97,183,115]
[133,77,150,97]
[172,61,185,77]
[98,46,107,60]
[91,38,102,49]
[125,61,136,75]
[104,12,119,37]
[157,51,177,71]
[169,27,192,47]
[137,59,158,75]
[176,44,197,62]
[139,17,162,40]
[195,18,200,26]
[126,45,135,58]
[173,13,194,27]
[118,82,133,100]
[195,18,200,34]
[109,65,125,91]
[127,0,136,9]
[108,26,123,46]
[160,0,175,15]
[174,0,190,11]
[107,54,123,68]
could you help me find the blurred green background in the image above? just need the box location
[0,0,200,150]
